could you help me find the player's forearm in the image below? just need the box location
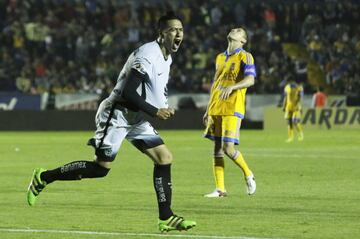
[122,69,158,117]
[122,90,158,117]
[232,75,255,90]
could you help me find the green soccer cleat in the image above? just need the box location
[158,215,196,232]
[27,168,47,206]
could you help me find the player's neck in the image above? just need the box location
[157,39,170,60]
[227,41,243,54]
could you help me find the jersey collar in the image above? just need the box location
[224,48,243,61]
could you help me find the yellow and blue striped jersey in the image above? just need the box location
[284,83,304,111]
[208,48,256,118]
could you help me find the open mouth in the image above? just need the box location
[174,39,182,48]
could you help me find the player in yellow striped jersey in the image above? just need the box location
[203,27,256,198]
[282,77,304,142]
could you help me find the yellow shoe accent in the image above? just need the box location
[285,138,294,143]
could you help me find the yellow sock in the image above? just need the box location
[288,125,294,139]
[232,151,252,177]
[295,123,304,139]
[213,157,225,191]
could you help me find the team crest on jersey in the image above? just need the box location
[230,63,235,71]
[135,63,146,75]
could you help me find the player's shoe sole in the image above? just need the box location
[27,168,47,206]
[158,215,196,232]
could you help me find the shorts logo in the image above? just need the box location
[104,148,113,157]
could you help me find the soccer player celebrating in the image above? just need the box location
[283,77,304,142]
[203,27,256,198]
[27,12,196,232]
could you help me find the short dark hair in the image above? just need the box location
[157,11,182,31]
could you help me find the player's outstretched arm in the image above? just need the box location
[282,94,287,111]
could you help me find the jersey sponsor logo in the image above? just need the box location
[222,72,237,81]
[61,162,86,173]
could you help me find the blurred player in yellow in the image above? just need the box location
[282,77,304,142]
[203,27,256,198]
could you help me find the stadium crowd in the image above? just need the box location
[0,0,359,96]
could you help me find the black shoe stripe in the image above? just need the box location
[34,176,43,187]
[169,216,184,227]
[31,185,39,196]
[33,178,45,191]
[33,178,38,186]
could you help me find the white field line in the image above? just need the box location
[0,228,283,239]
[245,152,359,160]
[178,147,360,160]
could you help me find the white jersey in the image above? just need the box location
[108,41,172,109]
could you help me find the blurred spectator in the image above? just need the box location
[311,86,327,108]
[15,70,31,93]
[46,85,56,110]
[0,0,358,95]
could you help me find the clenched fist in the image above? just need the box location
[156,108,175,120]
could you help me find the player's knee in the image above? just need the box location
[158,151,173,165]
[214,152,224,158]
[222,144,235,157]
[95,159,112,178]
[96,159,112,169]
[163,151,173,164]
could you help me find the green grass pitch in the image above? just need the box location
[0,129,359,239]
